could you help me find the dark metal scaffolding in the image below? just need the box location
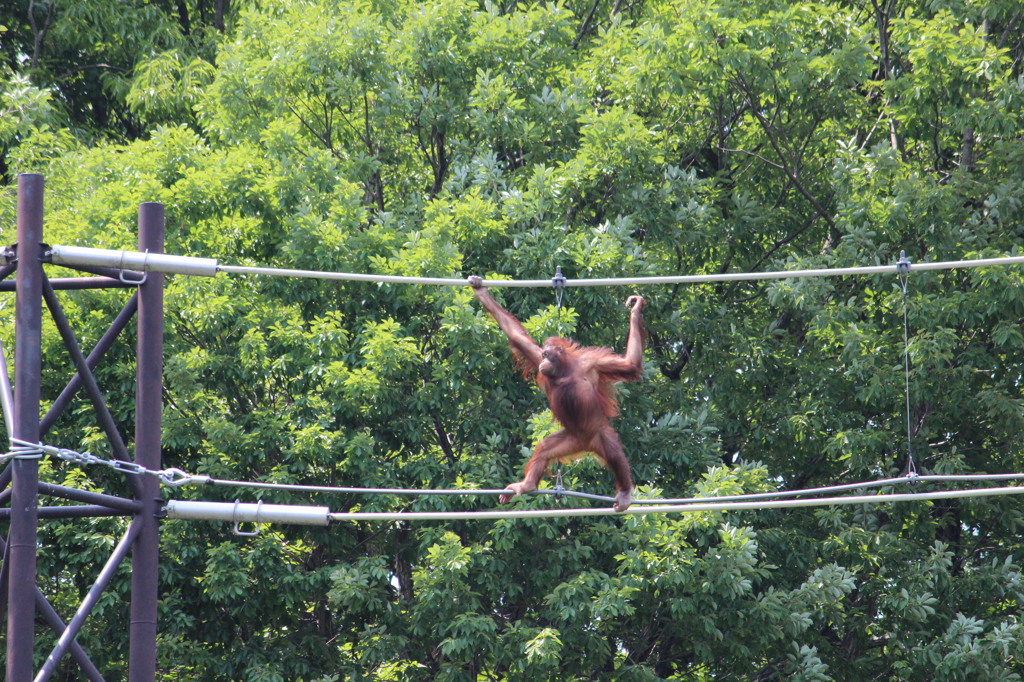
[1,174,165,681]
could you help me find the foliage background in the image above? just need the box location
[2,0,1024,678]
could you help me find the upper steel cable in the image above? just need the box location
[217,254,1024,286]
[46,244,1024,286]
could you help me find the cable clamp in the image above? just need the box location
[108,459,148,476]
[897,250,912,277]
[552,265,566,290]
[552,265,566,311]
[232,498,264,536]
[159,468,210,486]
[56,446,100,466]
[1,441,44,462]
[119,249,148,285]
[554,464,565,501]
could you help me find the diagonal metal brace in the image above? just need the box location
[40,279,143,499]
[35,520,142,682]
[0,535,105,681]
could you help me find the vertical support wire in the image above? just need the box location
[551,266,567,500]
[897,251,917,478]
[552,265,566,336]
[130,201,164,682]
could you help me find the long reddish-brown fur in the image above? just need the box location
[469,278,646,511]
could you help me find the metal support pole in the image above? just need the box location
[164,500,332,526]
[129,202,164,682]
[48,244,217,277]
[9,172,43,681]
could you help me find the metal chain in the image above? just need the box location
[6,438,195,485]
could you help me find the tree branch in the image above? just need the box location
[55,64,127,80]
[572,0,602,49]
[29,0,56,70]
[731,72,836,231]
